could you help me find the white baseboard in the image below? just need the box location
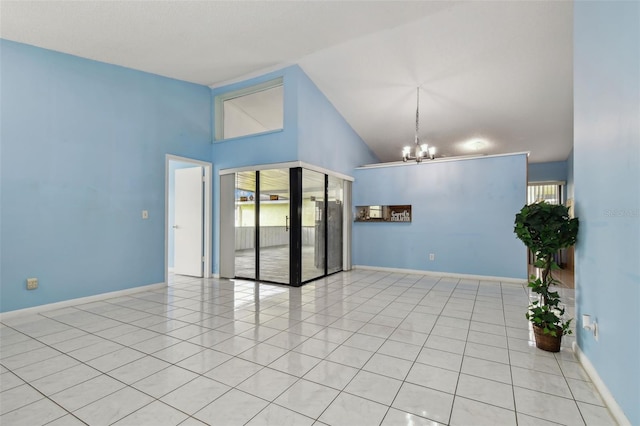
[572,342,631,426]
[353,265,527,284]
[0,282,167,321]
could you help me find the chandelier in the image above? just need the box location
[402,87,436,162]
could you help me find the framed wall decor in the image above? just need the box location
[355,205,411,222]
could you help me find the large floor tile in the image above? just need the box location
[245,404,315,426]
[86,347,146,373]
[237,367,298,401]
[268,351,322,377]
[577,401,617,426]
[131,365,199,398]
[212,335,256,356]
[405,362,459,394]
[362,353,413,380]
[377,340,422,361]
[161,375,230,415]
[112,400,188,425]
[513,386,584,425]
[424,335,466,355]
[74,386,154,426]
[0,397,67,426]
[450,396,517,426]
[392,382,454,424]
[0,383,44,415]
[318,392,389,426]
[203,357,264,387]
[0,371,24,392]
[274,379,340,419]
[381,408,445,426]
[151,341,204,364]
[464,341,509,364]
[415,347,463,372]
[238,342,289,366]
[303,360,359,390]
[49,374,126,411]
[108,356,171,384]
[30,364,101,395]
[512,366,573,398]
[455,373,514,410]
[293,338,339,358]
[325,345,373,368]
[461,356,512,384]
[194,388,269,426]
[342,332,386,352]
[175,348,232,374]
[344,370,402,405]
[566,378,605,406]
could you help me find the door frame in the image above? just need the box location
[219,161,353,285]
[165,154,213,283]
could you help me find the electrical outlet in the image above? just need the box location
[142,210,149,219]
[26,278,38,290]
[429,253,435,261]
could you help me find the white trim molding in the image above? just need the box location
[357,151,530,170]
[0,282,167,321]
[572,342,631,426]
[220,160,354,182]
[353,265,527,284]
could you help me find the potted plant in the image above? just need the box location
[514,201,579,352]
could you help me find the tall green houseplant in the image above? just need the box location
[514,201,579,351]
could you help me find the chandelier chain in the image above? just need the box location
[415,87,419,144]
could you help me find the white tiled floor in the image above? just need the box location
[0,270,617,425]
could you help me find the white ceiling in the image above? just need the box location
[0,1,573,163]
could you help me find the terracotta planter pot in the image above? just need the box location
[533,325,562,352]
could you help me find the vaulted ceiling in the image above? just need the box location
[0,1,573,163]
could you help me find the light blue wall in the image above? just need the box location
[566,148,574,201]
[528,160,568,182]
[209,66,379,274]
[210,67,300,274]
[167,161,199,269]
[296,68,379,174]
[0,40,212,313]
[353,154,528,279]
[574,3,640,424]
[210,67,300,171]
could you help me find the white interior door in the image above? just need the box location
[174,166,203,277]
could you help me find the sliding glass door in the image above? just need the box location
[259,169,290,283]
[233,166,345,286]
[302,169,325,282]
[234,171,256,280]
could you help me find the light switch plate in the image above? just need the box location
[142,210,149,219]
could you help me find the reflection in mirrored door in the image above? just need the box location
[234,171,256,279]
[327,175,344,275]
[302,169,326,282]
[259,169,290,284]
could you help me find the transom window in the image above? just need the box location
[214,78,284,141]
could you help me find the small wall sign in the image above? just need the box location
[355,205,412,222]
